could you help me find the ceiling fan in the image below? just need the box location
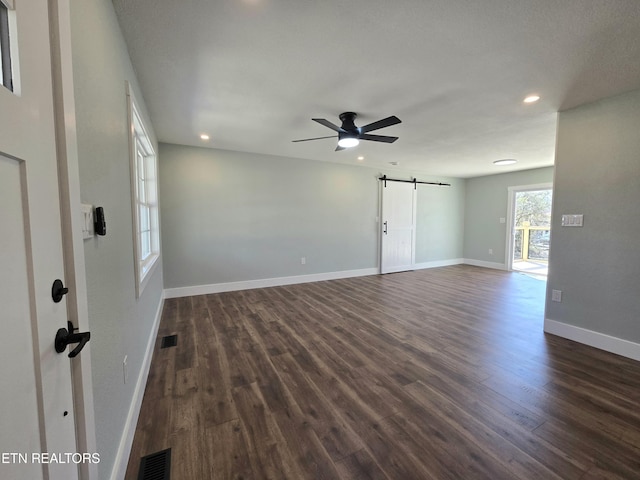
[292,112,401,151]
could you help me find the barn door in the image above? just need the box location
[0,1,80,478]
[380,180,416,274]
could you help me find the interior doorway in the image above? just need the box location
[506,184,552,277]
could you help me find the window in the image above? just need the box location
[127,83,159,297]
[0,1,13,91]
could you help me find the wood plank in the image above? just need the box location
[270,353,364,461]
[205,419,255,479]
[334,449,390,480]
[232,382,304,480]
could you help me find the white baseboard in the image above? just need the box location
[414,258,464,270]
[463,258,506,270]
[544,318,640,362]
[164,261,471,298]
[164,268,379,299]
[110,293,165,480]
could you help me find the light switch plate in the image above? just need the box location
[81,204,94,239]
[561,214,583,227]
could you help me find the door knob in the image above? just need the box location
[51,279,69,303]
[55,321,91,358]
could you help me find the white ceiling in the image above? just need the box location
[112,0,640,178]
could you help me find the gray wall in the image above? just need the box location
[70,1,163,478]
[464,167,554,266]
[546,88,640,342]
[416,179,466,263]
[160,143,465,289]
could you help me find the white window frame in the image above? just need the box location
[0,0,16,92]
[127,82,160,297]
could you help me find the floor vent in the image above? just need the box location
[161,335,178,349]
[138,448,171,480]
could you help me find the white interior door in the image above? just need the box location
[0,1,79,479]
[380,181,416,274]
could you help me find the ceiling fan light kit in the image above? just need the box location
[337,134,359,148]
[293,111,401,151]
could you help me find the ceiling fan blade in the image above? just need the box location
[335,145,346,152]
[359,133,399,143]
[292,135,338,143]
[359,115,401,133]
[313,118,345,133]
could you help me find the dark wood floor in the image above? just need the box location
[125,265,640,479]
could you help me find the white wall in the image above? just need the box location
[159,143,465,292]
[545,87,640,359]
[70,1,164,478]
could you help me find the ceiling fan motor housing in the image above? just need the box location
[339,112,359,133]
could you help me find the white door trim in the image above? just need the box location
[49,1,98,478]
[505,183,553,271]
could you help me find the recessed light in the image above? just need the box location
[493,159,517,166]
[200,134,210,140]
[523,95,540,104]
[357,156,364,161]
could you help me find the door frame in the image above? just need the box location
[49,1,98,478]
[505,183,553,272]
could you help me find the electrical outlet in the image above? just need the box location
[123,355,128,384]
[301,257,306,265]
[552,290,562,302]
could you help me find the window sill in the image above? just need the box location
[137,253,159,299]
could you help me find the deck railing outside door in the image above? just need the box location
[514,221,551,262]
